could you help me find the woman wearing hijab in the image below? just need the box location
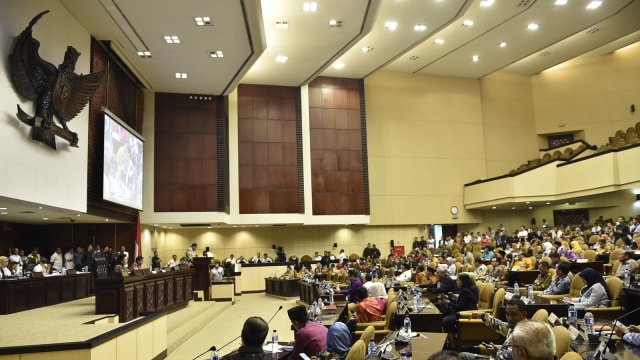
[326,322,352,360]
[566,268,610,309]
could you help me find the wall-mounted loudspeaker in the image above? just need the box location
[390,239,395,247]
[333,243,337,248]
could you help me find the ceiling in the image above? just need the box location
[3,0,640,225]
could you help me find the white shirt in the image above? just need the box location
[396,269,412,282]
[251,256,261,263]
[64,252,75,270]
[517,230,528,239]
[166,258,179,267]
[338,252,347,262]
[50,252,63,271]
[225,257,236,264]
[262,257,273,263]
[363,281,388,299]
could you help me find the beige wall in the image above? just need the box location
[531,42,640,146]
[365,71,486,225]
[480,72,538,178]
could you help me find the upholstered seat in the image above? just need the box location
[553,325,571,359]
[540,273,584,300]
[459,282,495,318]
[345,340,366,360]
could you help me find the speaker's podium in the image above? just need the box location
[192,257,213,300]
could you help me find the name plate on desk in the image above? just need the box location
[576,259,588,263]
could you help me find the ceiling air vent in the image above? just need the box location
[180,224,211,227]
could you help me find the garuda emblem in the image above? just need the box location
[9,10,104,149]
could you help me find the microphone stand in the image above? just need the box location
[192,305,284,360]
[594,278,637,360]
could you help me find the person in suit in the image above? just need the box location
[442,273,479,348]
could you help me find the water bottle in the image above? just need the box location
[62,267,66,276]
[528,284,534,303]
[513,282,519,295]
[368,338,377,356]
[506,261,510,270]
[210,349,218,360]
[568,304,577,328]
[400,352,408,360]
[404,313,412,333]
[584,311,594,335]
[329,289,334,304]
[580,252,585,260]
[272,330,278,353]
[413,294,419,313]
[625,269,631,287]
[519,261,524,271]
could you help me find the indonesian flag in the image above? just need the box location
[134,211,142,257]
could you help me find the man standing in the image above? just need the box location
[362,243,373,259]
[186,243,197,266]
[220,317,270,360]
[211,262,224,282]
[50,248,63,273]
[288,305,328,360]
[460,299,529,360]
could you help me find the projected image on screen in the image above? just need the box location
[103,112,143,210]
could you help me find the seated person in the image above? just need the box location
[474,258,487,278]
[340,270,363,303]
[288,305,328,360]
[0,256,12,278]
[362,274,387,299]
[313,262,323,276]
[511,252,534,270]
[132,256,144,270]
[615,324,640,347]
[114,254,130,275]
[595,239,613,254]
[541,262,571,295]
[165,254,179,268]
[615,251,639,279]
[423,268,456,294]
[282,265,295,278]
[564,268,610,309]
[353,286,384,323]
[32,258,50,274]
[530,261,552,291]
[511,320,556,360]
[487,258,505,281]
[395,263,412,282]
[220,317,270,360]
[414,265,428,285]
[324,322,352,360]
[441,273,478,349]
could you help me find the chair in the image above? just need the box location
[540,274,584,300]
[359,325,375,344]
[345,340,366,360]
[354,300,397,341]
[559,352,583,360]
[583,250,597,262]
[300,255,312,262]
[531,309,548,322]
[459,282,495,318]
[553,325,570,359]
[604,249,624,275]
[586,276,623,320]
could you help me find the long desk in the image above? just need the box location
[507,270,539,286]
[240,263,289,293]
[0,273,90,314]
[94,268,194,322]
[379,331,447,359]
[569,261,604,274]
[394,299,442,332]
[265,278,301,298]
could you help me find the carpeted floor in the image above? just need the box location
[167,294,301,360]
[0,293,301,359]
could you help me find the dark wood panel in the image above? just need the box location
[238,142,254,165]
[309,107,323,128]
[253,142,269,165]
[351,171,364,191]
[154,159,171,185]
[308,87,322,108]
[252,97,267,119]
[336,151,350,171]
[336,130,350,150]
[253,190,270,213]
[349,129,363,151]
[282,143,297,166]
[347,89,360,110]
[169,160,187,185]
[334,88,348,108]
[268,143,283,165]
[186,134,203,159]
[238,119,253,141]
[202,134,218,159]
[311,149,324,170]
[237,97,253,118]
[239,189,254,213]
[323,150,338,171]
[322,109,336,128]
[267,120,283,143]
[239,166,254,189]
[348,109,361,129]
[283,166,298,189]
[335,109,348,129]
[312,194,326,214]
[270,166,285,188]
[282,120,296,141]
[325,172,339,192]
[312,172,326,192]
[321,88,335,108]
[267,97,282,119]
[310,129,324,150]
[350,151,363,170]
[282,98,296,120]
[323,129,337,149]
[253,119,268,142]
[202,160,217,184]
[253,166,270,188]
[185,160,203,185]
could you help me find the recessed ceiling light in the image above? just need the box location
[0,212,7,215]
[362,46,374,52]
[137,51,151,58]
[529,206,533,210]
[462,20,474,27]
[499,41,508,47]
[275,55,288,63]
[210,50,224,58]
[511,206,516,210]
[384,21,398,30]
[275,21,289,29]
[328,19,344,28]
[42,217,48,220]
[554,0,568,5]
[303,2,317,12]
[175,72,188,79]
[77,214,81,217]
[546,202,551,205]
[526,201,530,204]
[38,206,43,210]
[105,218,109,222]
[586,0,602,9]
[472,55,479,62]
[194,16,212,26]
[414,24,427,31]
[164,35,180,44]
[434,38,445,45]
[528,23,540,30]
[480,0,494,7]
[492,206,497,209]
[332,61,344,69]
[0,207,7,210]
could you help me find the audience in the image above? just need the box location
[220,317,270,360]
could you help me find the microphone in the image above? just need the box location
[268,305,284,324]
[192,305,284,360]
[594,279,637,360]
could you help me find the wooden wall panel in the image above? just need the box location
[154,93,227,212]
[237,85,302,214]
[308,77,369,215]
